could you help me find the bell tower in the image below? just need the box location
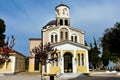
[55,4,70,26]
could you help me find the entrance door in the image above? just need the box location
[64,52,73,73]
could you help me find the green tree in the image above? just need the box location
[101,22,120,65]
[101,46,110,67]
[89,38,101,69]
[0,18,15,65]
[0,18,6,47]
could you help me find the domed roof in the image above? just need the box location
[47,20,56,25]
[55,4,70,10]
[43,20,56,29]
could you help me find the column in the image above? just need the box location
[73,50,76,73]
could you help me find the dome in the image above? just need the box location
[43,20,56,29]
[55,4,70,10]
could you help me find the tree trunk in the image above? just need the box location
[40,63,43,80]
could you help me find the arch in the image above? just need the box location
[64,52,73,73]
[60,28,69,41]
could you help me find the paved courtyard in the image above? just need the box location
[67,76,120,80]
[0,75,120,80]
[0,72,120,80]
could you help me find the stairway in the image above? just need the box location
[57,73,83,79]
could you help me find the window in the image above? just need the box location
[71,36,73,41]
[71,34,77,42]
[51,54,58,66]
[75,36,77,42]
[51,35,53,43]
[55,54,58,66]
[65,20,68,26]
[60,31,63,39]
[60,28,68,41]
[55,35,57,42]
[65,32,68,39]
[60,19,63,25]
[51,33,57,43]
[81,54,84,66]
[78,54,80,66]
[51,54,54,66]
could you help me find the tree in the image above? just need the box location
[0,18,15,64]
[0,18,6,47]
[101,22,120,64]
[0,36,15,64]
[89,38,101,69]
[101,46,110,67]
[30,42,59,80]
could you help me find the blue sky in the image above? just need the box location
[0,0,120,56]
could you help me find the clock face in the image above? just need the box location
[63,8,67,14]
[63,8,67,12]
[64,8,67,12]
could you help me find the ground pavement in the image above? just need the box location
[0,72,120,80]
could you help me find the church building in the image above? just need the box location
[29,4,90,74]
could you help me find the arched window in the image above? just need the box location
[78,54,80,66]
[51,35,53,43]
[81,54,84,66]
[65,32,68,39]
[51,33,57,43]
[55,35,57,42]
[60,28,69,41]
[71,34,77,42]
[60,19,63,25]
[51,54,58,66]
[60,31,63,39]
[65,20,68,26]
[71,36,73,41]
[75,36,77,42]
[55,54,58,66]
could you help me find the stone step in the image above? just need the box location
[58,73,83,79]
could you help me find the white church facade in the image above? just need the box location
[29,4,90,74]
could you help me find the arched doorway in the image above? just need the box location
[64,52,73,73]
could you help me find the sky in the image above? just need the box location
[0,0,120,56]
